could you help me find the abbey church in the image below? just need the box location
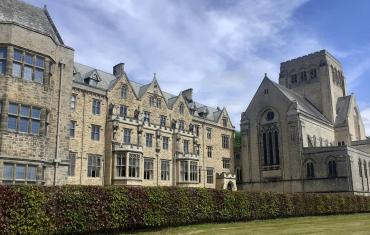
[239,50,370,195]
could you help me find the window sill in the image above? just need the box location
[5,130,43,137]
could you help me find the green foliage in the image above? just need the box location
[234,131,241,149]
[1,185,370,234]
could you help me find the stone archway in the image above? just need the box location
[227,181,234,191]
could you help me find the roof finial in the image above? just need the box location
[153,72,157,79]
[264,73,268,78]
[44,4,47,10]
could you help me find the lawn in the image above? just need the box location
[126,213,370,235]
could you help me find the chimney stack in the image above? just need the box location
[113,63,125,78]
[182,88,193,102]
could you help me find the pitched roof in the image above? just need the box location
[0,0,64,44]
[73,62,228,123]
[269,79,331,124]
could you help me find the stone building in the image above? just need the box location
[0,0,236,190]
[0,0,73,185]
[240,50,370,195]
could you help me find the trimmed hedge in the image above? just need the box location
[1,186,370,234]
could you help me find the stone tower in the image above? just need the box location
[279,50,346,123]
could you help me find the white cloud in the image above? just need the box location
[28,0,325,129]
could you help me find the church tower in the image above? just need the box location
[279,50,346,123]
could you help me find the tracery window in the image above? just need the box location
[260,110,280,170]
[306,162,315,178]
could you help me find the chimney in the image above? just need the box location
[182,88,193,102]
[113,63,125,78]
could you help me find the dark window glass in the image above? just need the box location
[274,131,280,165]
[263,133,268,166]
[19,118,29,133]
[15,164,26,180]
[3,163,13,180]
[25,53,33,65]
[0,60,5,75]
[20,106,30,117]
[12,63,21,78]
[116,154,126,177]
[24,65,33,80]
[31,108,41,119]
[9,103,18,114]
[34,69,43,83]
[7,116,17,130]
[35,56,44,68]
[14,49,23,62]
[68,153,76,176]
[0,47,6,59]
[31,120,40,134]
[27,165,37,180]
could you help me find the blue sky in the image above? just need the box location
[25,0,370,133]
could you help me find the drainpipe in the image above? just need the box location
[54,60,65,185]
[202,123,206,187]
[79,92,86,185]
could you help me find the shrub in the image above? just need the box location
[0,185,370,234]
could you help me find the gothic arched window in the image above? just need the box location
[359,159,363,178]
[179,103,184,115]
[364,160,368,179]
[121,85,128,99]
[307,162,315,178]
[328,160,337,178]
[260,110,280,169]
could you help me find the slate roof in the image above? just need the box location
[269,79,331,124]
[73,63,226,123]
[0,0,64,44]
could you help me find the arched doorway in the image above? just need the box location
[227,181,234,191]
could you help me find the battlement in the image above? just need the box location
[280,49,342,68]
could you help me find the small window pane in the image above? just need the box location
[35,56,44,68]
[19,118,29,133]
[25,53,33,65]
[34,69,43,83]
[12,63,21,78]
[20,106,30,117]
[3,164,13,180]
[14,49,23,62]
[31,120,40,134]
[0,47,6,59]
[0,60,5,75]
[31,107,41,119]
[24,66,33,80]
[7,116,17,131]
[9,103,18,114]
[27,165,37,180]
[15,165,26,180]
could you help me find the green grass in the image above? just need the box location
[126,213,370,235]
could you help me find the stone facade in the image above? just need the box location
[69,63,236,189]
[0,0,236,189]
[0,0,74,185]
[240,50,370,195]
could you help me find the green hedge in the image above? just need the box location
[0,186,370,234]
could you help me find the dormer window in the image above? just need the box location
[84,71,100,87]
